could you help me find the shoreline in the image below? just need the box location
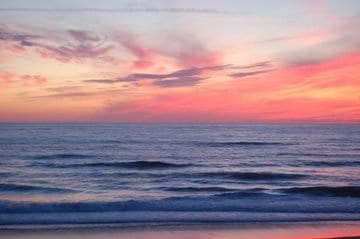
[1,221,360,239]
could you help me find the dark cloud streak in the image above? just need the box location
[0,26,113,62]
[231,61,272,69]
[154,77,206,88]
[85,64,231,88]
[0,29,41,44]
[229,69,272,78]
[68,30,101,42]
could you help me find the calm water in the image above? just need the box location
[0,124,359,228]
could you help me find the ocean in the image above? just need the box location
[0,124,359,229]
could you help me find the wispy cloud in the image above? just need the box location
[36,42,114,62]
[37,91,97,98]
[21,75,47,85]
[0,25,41,46]
[85,64,231,87]
[85,62,275,87]
[166,33,223,68]
[154,77,207,88]
[67,30,101,42]
[0,72,14,84]
[113,30,155,69]
[231,61,272,69]
[36,29,114,62]
[0,25,114,63]
[0,72,47,86]
[0,7,230,14]
[1,24,227,69]
[46,86,82,93]
[228,69,272,78]
[280,16,360,67]
[35,88,124,99]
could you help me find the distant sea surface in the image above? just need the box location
[0,124,359,228]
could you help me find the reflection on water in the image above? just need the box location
[1,222,360,239]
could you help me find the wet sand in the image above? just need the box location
[1,222,359,239]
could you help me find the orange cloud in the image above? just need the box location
[1,16,359,123]
[97,51,359,123]
[21,75,47,86]
[0,72,47,87]
[0,72,15,85]
[176,46,222,68]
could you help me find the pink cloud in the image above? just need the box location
[33,36,114,63]
[113,30,223,70]
[68,30,101,42]
[168,34,223,68]
[114,30,156,69]
[0,72,15,85]
[21,75,47,86]
[0,25,115,63]
[2,24,224,70]
[0,72,47,87]
[177,48,222,68]
[97,51,360,123]
[280,51,360,81]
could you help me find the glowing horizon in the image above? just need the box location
[1,0,359,123]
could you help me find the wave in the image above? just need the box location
[277,152,360,158]
[36,161,192,169]
[104,139,147,144]
[160,186,237,192]
[30,153,95,160]
[281,186,360,198]
[303,161,360,167]
[88,161,192,169]
[1,189,359,215]
[0,172,13,178]
[0,183,77,194]
[198,171,306,180]
[1,211,359,227]
[103,140,292,147]
[213,190,266,198]
[197,141,292,147]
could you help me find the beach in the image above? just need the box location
[1,222,360,239]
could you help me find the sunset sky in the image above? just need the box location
[0,0,359,123]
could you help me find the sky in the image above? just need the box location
[0,0,359,123]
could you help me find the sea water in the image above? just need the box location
[0,124,359,228]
